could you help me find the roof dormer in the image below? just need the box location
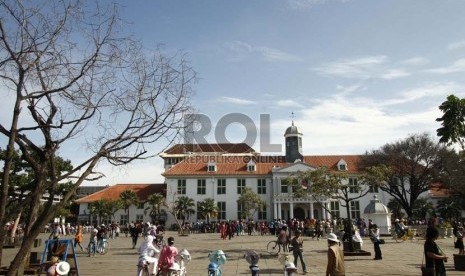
[337,159,348,171]
[246,160,256,172]
[207,162,217,172]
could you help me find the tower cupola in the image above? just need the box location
[284,121,303,163]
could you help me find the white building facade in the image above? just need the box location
[162,123,394,226]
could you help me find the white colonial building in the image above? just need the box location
[161,122,394,226]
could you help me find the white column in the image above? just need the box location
[325,202,331,220]
[278,203,282,219]
[274,203,278,219]
[289,202,294,219]
[310,203,314,219]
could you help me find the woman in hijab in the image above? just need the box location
[138,235,160,276]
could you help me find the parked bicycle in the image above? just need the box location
[266,238,289,255]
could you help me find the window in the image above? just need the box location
[177,179,186,195]
[350,201,360,219]
[258,209,267,220]
[137,202,144,209]
[337,159,348,171]
[349,178,359,193]
[217,179,226,194]
[136,214,144,223]
[257,179,266,194]
[217,201,226,220]
[120,214,128,226]
[247,160,256,172]
[207,162,217,172]
[237,179,246,194]
[197,179,206,195]
[237,202,244,219]
[369,183,379,193]
[280,179,288,193]
[330,201,340,218]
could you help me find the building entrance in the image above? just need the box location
[293,207,305,220]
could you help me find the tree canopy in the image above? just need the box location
[360,133,448,218]
[237,187,265,220]
[436,94,465,202]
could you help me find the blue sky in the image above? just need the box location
[103,0,465,184]
[3,0,465,185]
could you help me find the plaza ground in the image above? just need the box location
[2,231,464,275]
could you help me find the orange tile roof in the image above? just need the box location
[429,182,450,198]
[75,183,166,203]
[162,155,362,176]
[304,155,361,173]
[163,143,256,155]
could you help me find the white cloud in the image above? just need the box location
[264,83,459,155]
[275,99,305,108]
[425,59,465,74]
[448,40,465,51]
[258,47,301,62]
[380,82,460,106]
[402,57,429,66]
[314,56,414,80]
[312,55,388,79]
[381,69,410,80]
[223,41,300,62]
[218,96,257,105]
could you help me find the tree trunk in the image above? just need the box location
[345,202,355,252]
[7,215,49,276]
[11,212,22,242]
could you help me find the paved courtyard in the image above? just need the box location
[2,231,464,275]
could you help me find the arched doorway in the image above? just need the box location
[293,207,305,220]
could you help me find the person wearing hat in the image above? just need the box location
[394,218,406,238]
[326,233,345,276]
[290,230,307,274]
[158,237,178,276]
[138,235,160,276]
[47,257,69,276]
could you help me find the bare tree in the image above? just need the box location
[0,1,195,274]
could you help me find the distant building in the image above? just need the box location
[161,122,393,226]
[75,183,166,226]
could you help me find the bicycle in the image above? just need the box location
[392,228,419,243]
[266,239,289,255]
[136,259,151,276]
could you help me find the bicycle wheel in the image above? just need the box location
[137,265,150,276]
[267,241,280,255]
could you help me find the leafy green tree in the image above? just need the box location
[436,94,465,149]
[175,196,196,224]
[287,165,385,252]
[197,198,218,224]
[387,198,403,220]
[237,187,265,220]
[436,198,462,221]
[120,190,139,223]
[0,1,194,272]
[361,133,447,217]
[436,95,465,201]
[411,197,434,220]
[144,193,166,224]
